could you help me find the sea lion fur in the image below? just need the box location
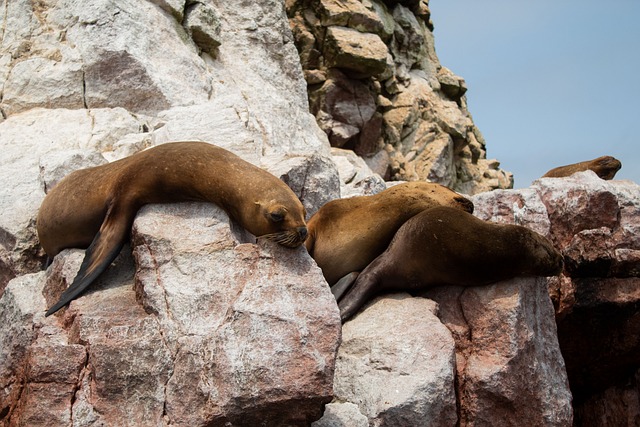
[37,141,308,315]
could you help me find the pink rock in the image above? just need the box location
[426,278,573,426]
[1,203,341,426]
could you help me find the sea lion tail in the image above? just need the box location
[45,203,131,316]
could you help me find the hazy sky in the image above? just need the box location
[429,1,639,188]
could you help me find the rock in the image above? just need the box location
[425,278,573,426]
[437,66,467,101]
[309,69,377,148]
[132,203,341,425]
[323,26,389,77]
[1,203,342,425]
[328,147,386,197]
[286,0,513,194]
[314,0,386,38]
[271,154,342,217]
[312,402,369,427]
[183,1,222,55]
[472,172,640,421]
[0,0,343,424]
[332,294,458,426]
[1,57,85,116]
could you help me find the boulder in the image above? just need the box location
[1,204,342,426]
[323,26,389,76]
[473,172,640,422]
[331,294,458,426]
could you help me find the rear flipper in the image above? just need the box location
[337,267,381,323]
[45,203,132,316]
[330,271,359,301]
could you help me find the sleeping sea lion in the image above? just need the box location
[37,141,308,315]
[335,206,564,322]
[305,182,474,285]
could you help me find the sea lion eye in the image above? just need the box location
[269,212,285,222]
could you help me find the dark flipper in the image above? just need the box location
[330,271,359,301]
[45,203,132,316]
[338,259,384,323]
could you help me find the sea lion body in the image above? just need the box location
[336,206,563,322]
[305,182,474,285]
[542,156,622,180]
[37,141,308,315]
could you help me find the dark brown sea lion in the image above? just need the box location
[37,141,308,316]
[335,206,564,322]
[542,156,622,180]
[305,182,474,285]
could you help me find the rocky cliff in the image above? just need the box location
[286,0,513,193]
[1,0,639,426]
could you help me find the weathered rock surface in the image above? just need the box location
[1,204,341,426]
[333,294,458,426]
[316,279,573,426]
[473,171,640,425]
[425,279,573,427]
[0,0,342,425]
[1,0,638,425]
[287,0,513,193]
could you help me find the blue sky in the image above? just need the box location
[429,1,640,188]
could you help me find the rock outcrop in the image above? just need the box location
[473,172,640,426]
[310,171,639,426]
[1,0,639,426]
[1,204,340,425]
[286,0,513,193]
[1,0,342,424]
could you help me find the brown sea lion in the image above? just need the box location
[37,141,308,316]
[305,182,474,285]
[335,206,564,322]
[542,156,622,180]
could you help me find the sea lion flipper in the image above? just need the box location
[45,204,131,316]
[338,267,381,323]
[330,271,359,301]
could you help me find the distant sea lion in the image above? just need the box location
[37,141,308,316]
[305,182,474,285]
[335,206,564,322]
[542,156,622,180]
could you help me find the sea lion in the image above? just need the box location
[37,141,308,316]
[335,206,564,322]
[542,156,622,180]
[305,182,474,285]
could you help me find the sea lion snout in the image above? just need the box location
[297,226,308,241]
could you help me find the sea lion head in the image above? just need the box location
[520,229,564,276]
[592,156,622,180]
[401,182,474,214]
[252,199,308,248]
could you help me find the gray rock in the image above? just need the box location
[183,1,222,54]
[323,26,389,76]
[312,402,369,427]
[334,294,458,426]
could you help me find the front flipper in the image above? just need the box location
[45,203,133,316]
